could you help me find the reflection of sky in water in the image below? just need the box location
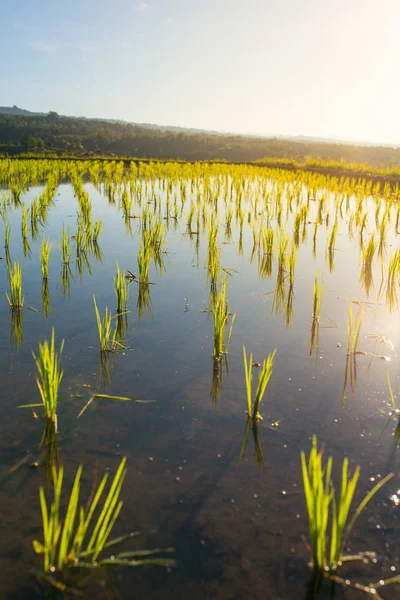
[0,173,399,599]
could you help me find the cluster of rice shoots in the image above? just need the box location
[33,457,174,575]
[40,238,52,279]
[6,259,24,308]
[94,295,123,352]
[60,225,73,264]
[212,278,236,359]
[21,329,64,428]
[114,261,130,313]
[360,234,376,296]
[312,272,324,321]
[301,436,393,575]
[243,346,276,420]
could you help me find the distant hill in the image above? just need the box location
[1,106,400,166]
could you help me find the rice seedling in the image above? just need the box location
[385,250,400,311]
[40,238,52,279]
[33,457,174,580]
[243,346,276,421]
[6,259,24,308]
[360,234,376,296]
[114,261,130,314]
[212,278,236,359]
[93,295,125,353]
[301,435,393,576]
[92,219,103,243]
[19,329,64,428]
[60,225,73,264]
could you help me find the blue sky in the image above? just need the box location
[2,0,400,143]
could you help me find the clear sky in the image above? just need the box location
[2,0,400,144]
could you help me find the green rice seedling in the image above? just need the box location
[93,295,124,352]
[114,261,130,314]
[19,329,64,428]
[212,278,236,359]
[60,225,73,264]
[6,259,24,308]
[40,238,52,280]
[243,346,276,420]
[277,229,289,275]
[360,234,376,296]
[92,219,103,244]
[312,272,324,322]
[301,436,393,575]
[33,457,174,578]
[385,250,400,311]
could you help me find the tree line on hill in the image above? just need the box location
[1,112,400,167]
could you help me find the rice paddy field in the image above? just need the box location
[0,158,399,599]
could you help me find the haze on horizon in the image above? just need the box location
[2,0,399,145]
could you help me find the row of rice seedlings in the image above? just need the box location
[243,346,276,420]
[33,457,174,576]
[301,435,393,578]
[21,204,31,257]
[212,278,236,359]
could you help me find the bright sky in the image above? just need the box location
[2,0,400,144]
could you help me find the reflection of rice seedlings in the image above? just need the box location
[288,246,297,289]
[6,259,24,308]
[114,261,130,314]
[239,418,264,471]
[41,279,52,318]
[210,357,228,407]
[272,268,287,316]
[312,273,323,322]
[137,282,153,321]
[30,198,42,240]
[360,234,376,296]
[243,346,276,421]
[277,229,289,275]
[40,238,52,280]
[212,279,236,359]
[21,204,31,257]
[41,419,59,485]
[378,215,388,259]
[341,303,364,404]
[309,317,320,364]
[33,458,174,578]
[60,263,73,299]
[76,251,93,282]
[10,307,23,351]
[285,284,295,328]
[301,435,392,576]
[4,221,10,254]
[327,220,338,272]
[258,226,274,279]
[60,225,73,264]
[385,251,400,312]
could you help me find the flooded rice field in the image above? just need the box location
[0,159,399,599]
